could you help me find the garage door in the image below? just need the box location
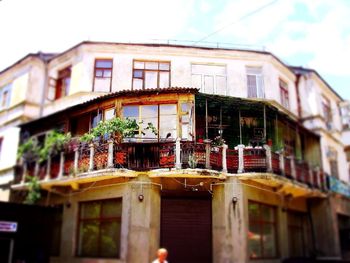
[160,196,212,263]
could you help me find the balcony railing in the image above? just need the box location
[16,138,328,191]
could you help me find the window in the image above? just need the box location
[247,67,264,98]
[50,205,63,257]
[132,60,170,90]
[191,64,227,95]
[288,211,308,257]
[94,59,113,92]
[328,147,339,178]
[55,67,71,100]
[0,137,3,160]
[0,83,12,110]
[70,111,101,136]
[122,103,181,140]
[279,79,289,109]
[104,108,115,121]
[322,96,332,126]
[248,201,277,259]
[77,198,122,258]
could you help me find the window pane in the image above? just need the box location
[101,199,122,218]
[159,72,169,88]
[248,202,260,221]
[134,61,145,69]
[181,124,189,139]
[96,60,113,68]
[80,201,101,219]
[104,108,115,121]
[204,75,214,94]
[248,224,262,258]
[257,75,264,98]
[133,70,143,78]
[160,104,176,115]
[247,75,257,98]
[133,79,143,90]
[100,221,121,258]
[159,62,170,70]
[263,224,277,257]
[95,69,103,77]
[123,106,139,118]
[142,105,158,118]
[91,111,102,128]
[145,71,158,89]
[103,69,112,78]
[141,117,158,138]
[145,62,158,70]
[160,115,177,139]
[181,102,190,113]
[262,206,274,222]
[78,220,99,257]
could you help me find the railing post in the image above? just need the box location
[74,147,79,175]
[204,139,211,169]
[290,156,296,179]
[58,152,65,178]
[107,139,114,168]
[316,167,321,189]
[263,145,273,173]
[34,161,39,178]
[175,138,181,169]
[45,155,51,180]
[237,144,245,173]
[279,153,285,176]
[89,143,95,171]
[21,157,27,184]
[308,166,313,186]
[222,144,228,173]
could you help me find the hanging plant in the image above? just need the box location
[39,130,72,163]
[17,137,41,161]
[211,136,225,147]
[24,175,41,205]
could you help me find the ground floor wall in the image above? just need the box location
[45,175,348,263]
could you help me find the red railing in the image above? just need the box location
[243,148,266,172]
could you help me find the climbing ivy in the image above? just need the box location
[24,176,41,205]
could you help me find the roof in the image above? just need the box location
[0,52,57,76]
[289,66,343,101]
[20,87,199,128]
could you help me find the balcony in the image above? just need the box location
[14,137,328,192]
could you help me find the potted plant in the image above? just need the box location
[211,136,225,152]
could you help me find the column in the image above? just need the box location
[237,144,245,173]
[222,144,228,173]
[107,139,114,168]
[264,144,273,173]
[204,139,211,170]
[89,143,95,171]
[175,138,181,169]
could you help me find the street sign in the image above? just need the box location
[0,221,17,232]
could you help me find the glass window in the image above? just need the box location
[132,60,170,90]
[247,67,264,98]
[94,59,113,92]
[288,211,308,257]
[279,79,289,109]
[77,198,122,258]
[248,201,277,259]
[123,106,139,119]
[55,67,71,100]
[191,64,227,95]
[159,104,177,139]
[104,108,115,121]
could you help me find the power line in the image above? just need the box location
[194,0,280,45]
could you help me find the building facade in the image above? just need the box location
[1,41,349,262]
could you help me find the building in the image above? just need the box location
[2,41,350,262]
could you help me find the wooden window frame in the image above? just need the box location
[55,66,71,100]
[322,96,332,124]
[93,58,113,92]
[279,79,289,109]
[132,60,171,90]
[287,211,307,257]
[76,198,122,259]
[248,200,278,260]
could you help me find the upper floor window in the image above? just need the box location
[327,147,339,178]
[248,201,277,259]
[279,79,289,109]
[288,211,309,257]
[246,67,264,98]
[132,60,170,90]
[322,96,332,125]
[0,83,12,110]
[55,67,71,100]
[77,198,122,258]
[191,64,227,95]
[94,59,113,92]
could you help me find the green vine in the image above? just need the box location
[17,137,40,161]
[39,130,71,162]
[24,176,41,204]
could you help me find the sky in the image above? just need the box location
[0,0,349,99]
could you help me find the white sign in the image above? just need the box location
[0,221,17,232]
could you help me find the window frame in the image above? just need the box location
[55,66,71,100]
[246,67,264,99]
[132,60,171,90]
[0,83,12,110]
[93,58,113,92]
[248,200,278,260]
[76,198,122,259]
[322,96,332,124]
[279,79,290,109]
[287,210,307,258]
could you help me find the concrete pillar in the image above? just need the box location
[212,177,247,263]
[73,148,79,175]
[290,156,296,179]
[58,152,65,178]
[222,144,228,173]
[309,197,342,258]
[237,144,245,173]
[45,155,51,181]
[107,139,114,168]
[89,143,95,171]
[175,138,181,169]
[264,144,273,173]
[127,175,161,263]
[204,139,212,169]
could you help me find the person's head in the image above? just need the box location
[157,248,168,262]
